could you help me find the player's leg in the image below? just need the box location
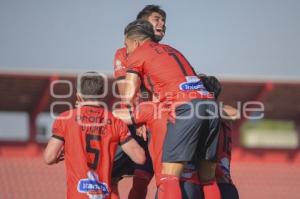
[128,169,153,199]
[197,100,221,199]
[181,181,204,199]
[157,172,183,199]
[197,161,221,199]
[110,183,120,199]
[127,125,154,199]
[155,180,204,199]
[218,183,239,199]
[111,146,135,198]
[159,100,208,199]
[112,146,135,180]
[203,181,221,199]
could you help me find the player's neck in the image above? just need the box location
[140,38,152,46]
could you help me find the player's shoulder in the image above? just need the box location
[55,108,76,121]
[114,47,127,59]
[105,112,128,135]
[128,41,154,60]
[114,47,127,73]
[156,42,178,52]
[137,101,157,111]
[106,111,124,125]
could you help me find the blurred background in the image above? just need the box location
[0,0,299,199]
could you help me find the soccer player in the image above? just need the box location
[114,76,225,199]
[112,5,166,199]
[216,106,240,199]
[114,5,166,83]
[122,20,220,199]
[200,74,239,199]
[43,72,145,199]
[113,101,204,199]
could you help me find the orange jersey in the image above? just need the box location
[133,102,200,185]
[52,105,131,199]
[127,41,214,103]
[215,120,233,184]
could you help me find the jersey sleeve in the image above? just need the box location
[126,49,145,78]
[52,117,66,142]
[115,118,132,145]
[113,48,127,80]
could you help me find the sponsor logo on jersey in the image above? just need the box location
[179,76,208,93]
[77,171,109,199]
[114,60,126,71]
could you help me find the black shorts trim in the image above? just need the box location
[112,149,134,183]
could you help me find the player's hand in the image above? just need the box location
[136,125,147,141]
[222,105,239,120]
[75,100,79,108]
[56,148,65,163]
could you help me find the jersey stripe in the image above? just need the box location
[169,53,188,76]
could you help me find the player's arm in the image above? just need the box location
[116,118,146,164]
[116,79,126,97]
[44,116,66,165]
[112,108,133,125]
[44,137,64,165]
[113,108,148,141]
[123,48,144,105]
[113,102,154,141]
[113,48,128,97]
[121,138,145,165]
[122,72,141,105]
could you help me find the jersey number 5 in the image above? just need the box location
[86,134,100,170]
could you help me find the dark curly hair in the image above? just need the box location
[198,74,222,99]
